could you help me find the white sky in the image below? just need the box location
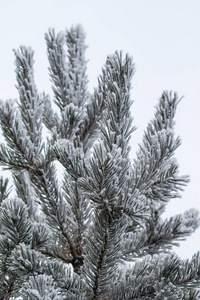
[0,0,199,259]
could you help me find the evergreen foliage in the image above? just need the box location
[0,25,200,299]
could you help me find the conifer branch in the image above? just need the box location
[14,46,44,157]
[132,92,189,202]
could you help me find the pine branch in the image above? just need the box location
[78,52,136,213]
[66,24,88,108]
[122,209,200,260]
[99,51,135,155]
[83,210,124,299]
[14,46,44,157]
[53,140,91,269]
[132,91,189,202]
[0,198,44,297]
[0,100,34,168]
[8,244,80,298]
[78,52,137,299]
[45,27,87,142]
[111,253,200,299]
[0,198,32,246]
[45,29,69,111]
[28,153,78,263]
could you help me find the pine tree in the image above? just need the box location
[0,24,200,299]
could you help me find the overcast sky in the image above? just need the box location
[0,0,199,259]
